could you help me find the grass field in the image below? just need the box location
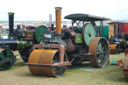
[0,33,8,36]
[0,52,128,85]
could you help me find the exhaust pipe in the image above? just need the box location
[55,7,62,34]
[8,12,14,38]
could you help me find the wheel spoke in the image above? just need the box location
[98,43,102,50]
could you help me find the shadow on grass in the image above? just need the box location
[20,71,57,79]
[18,62,92,78]
[19,62,99,78]
[68,62,92,69]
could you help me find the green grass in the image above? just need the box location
[0,33,8,36]
[0,53,128,85]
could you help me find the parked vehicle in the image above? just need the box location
[26,7,110,77]
[108,21,128,53]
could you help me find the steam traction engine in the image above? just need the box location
[26,7,110,77]
[0,13,48,70]
[108,21,128,53]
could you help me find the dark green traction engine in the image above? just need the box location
[0,13,47,70]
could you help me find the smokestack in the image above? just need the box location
[8,12,14,37]
[55,7,62,34]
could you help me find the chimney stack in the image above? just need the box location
[8,12,14,38]
[55,7,62,34]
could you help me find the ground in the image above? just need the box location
[0,52,128,85]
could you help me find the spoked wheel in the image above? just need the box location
[52,52,67,76]
[123,50,128,80]
[0,49,15,70]
[27,49,67,77]
[19,48,32,62]
[89,37,109,68]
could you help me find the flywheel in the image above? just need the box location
[82,23,96,46]
[89,37,109,68]
[35,25,47,43]
[27,49,67,77]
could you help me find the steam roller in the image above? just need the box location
[26,7,110,77]
[0,12,49,70]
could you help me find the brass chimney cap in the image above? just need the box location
[8,12,14,15]
[55,7,62,10]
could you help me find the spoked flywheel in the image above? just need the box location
[89,37,109,68]
[27,49,67,77]
[0,49,15,70]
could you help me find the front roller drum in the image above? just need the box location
[27,49,67,77]
[89,37,109,68]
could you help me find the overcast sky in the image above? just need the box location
[0,0,128,21]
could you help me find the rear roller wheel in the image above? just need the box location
[89,37,109,68]
[27,49,67,77]
[0,49,15,70]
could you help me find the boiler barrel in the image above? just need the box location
[0,39,32,50]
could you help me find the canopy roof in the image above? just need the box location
[64,13,111,21]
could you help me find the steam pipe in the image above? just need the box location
[8,12,14,38]
[55,7,62,34]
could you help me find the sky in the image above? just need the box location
[0,0,128,21]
